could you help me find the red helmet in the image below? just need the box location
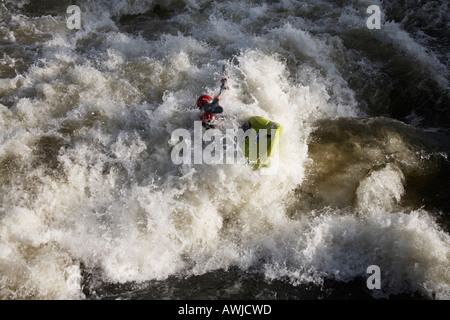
[197,95,213,108]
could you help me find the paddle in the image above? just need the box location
[203,71,229,114]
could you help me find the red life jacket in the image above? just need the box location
[200,112,216,123]
[197,95,222,126]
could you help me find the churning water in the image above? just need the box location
[1,0,449,299]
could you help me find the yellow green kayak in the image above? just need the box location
[244,116,282,167]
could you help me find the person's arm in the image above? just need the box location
[203,96,223,114]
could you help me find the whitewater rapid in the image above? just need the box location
[1,0,450,299]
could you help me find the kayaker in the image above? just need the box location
[196,78,228,129]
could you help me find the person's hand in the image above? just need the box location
[214,95,222,101]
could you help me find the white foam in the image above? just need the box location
[356,163,406,214]
[1,0,449,300]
